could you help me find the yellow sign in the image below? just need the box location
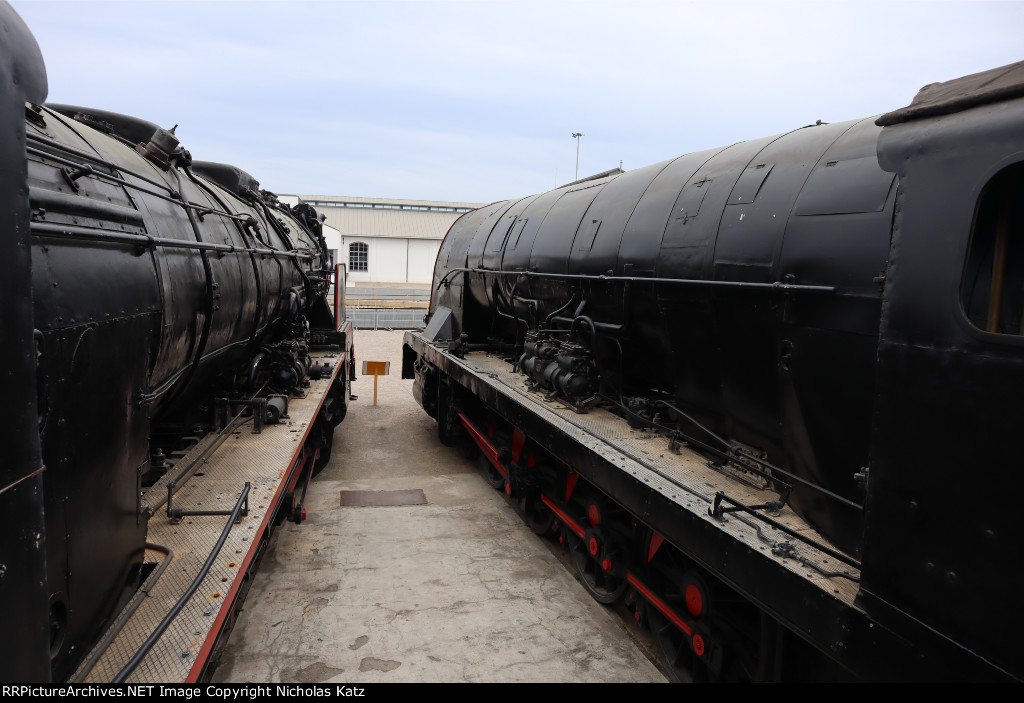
[362,361,390,376]
[361,361,390,406]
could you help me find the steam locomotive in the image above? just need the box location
[1,3,351,682]
[404,62,1024,679]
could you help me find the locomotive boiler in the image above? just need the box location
[1,3,352,682]
[405,61,1024,679]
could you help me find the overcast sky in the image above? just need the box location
[10,0,1023,203]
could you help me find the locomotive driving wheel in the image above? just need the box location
[647,602,715,682]
[521,494,555,535]
[562,493,629,604]
[643,533,769,682]
[563,524,627,603]
[477,451,506,489]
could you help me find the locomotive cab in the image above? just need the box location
[863,64,1024,679]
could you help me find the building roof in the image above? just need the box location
[291,194,487,240]
[300,194,484,209]
[318,207,469,240]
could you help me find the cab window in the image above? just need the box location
[962,163,1024,335]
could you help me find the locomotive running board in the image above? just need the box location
[71,349,346,684]
[401,330,994,679]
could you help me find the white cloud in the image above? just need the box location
[11,0,1023,202]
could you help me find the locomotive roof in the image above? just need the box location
[877,60,1024,126]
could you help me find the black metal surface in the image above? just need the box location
[431,118,894,558]
[1,4,352,681]
[409,61,1024,680]
[69,543,174,684]
[190,161,260,199]
[0,1,51,683]
[864,95,1024,680]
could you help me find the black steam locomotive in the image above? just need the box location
[1,4,351,682]
[404,62,1024,679]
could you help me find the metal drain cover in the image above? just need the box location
[340,489,427,507]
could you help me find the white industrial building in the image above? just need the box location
[280,194,484,285]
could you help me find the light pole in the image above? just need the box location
[572,132,584,181]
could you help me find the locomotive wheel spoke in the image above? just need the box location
[521,495,555,535]
[648,605,702,682]
[562,524,627,604]
[669,638,688,669]
[642,532,771,682]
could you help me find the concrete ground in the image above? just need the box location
[212,330,666,683]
